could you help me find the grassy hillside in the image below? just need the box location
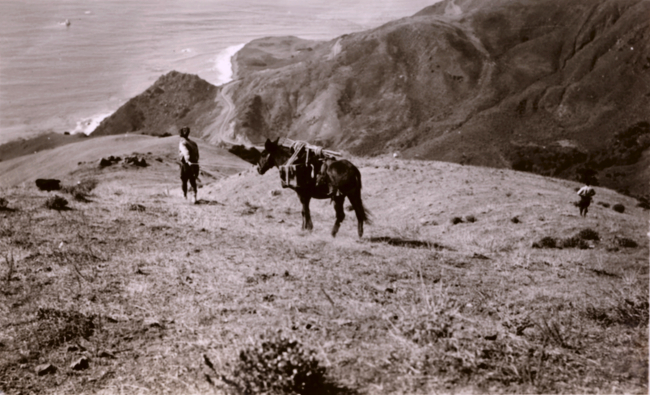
[0,133,89,163]
[0,134,249,188]
[1,151,647,394]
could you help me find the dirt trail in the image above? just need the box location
[205,80,250,145]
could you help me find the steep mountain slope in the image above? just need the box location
[223,0,649,196]
[79,0,649,198]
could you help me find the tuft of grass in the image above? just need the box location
[535,316,583,350]
[511,216,520,223]
[597,201,610,208]
[464,215,477,223]
[612,203,625,213]
[585,289,649,328]
[3,251,15,290]
[44,195,69,210]
[450,216,464,225]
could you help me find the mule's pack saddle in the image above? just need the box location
[278,137,340,188]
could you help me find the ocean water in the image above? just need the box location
[0,0,436,145]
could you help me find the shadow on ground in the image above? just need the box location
[195,199,225,206]
[368,236,450,250]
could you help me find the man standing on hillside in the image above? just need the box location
[179,126,200,203]
[577,181,596,217]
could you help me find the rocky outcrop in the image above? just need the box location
[92,71,220,137]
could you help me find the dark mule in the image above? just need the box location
[257,138,371,238]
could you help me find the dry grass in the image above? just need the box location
[0,157,647,394]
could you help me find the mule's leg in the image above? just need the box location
[299,194,313,231]
[331,195,346,237]
[348,190,366,238]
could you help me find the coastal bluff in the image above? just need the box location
[4,0,649,201]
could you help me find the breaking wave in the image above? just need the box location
[213,43,245,85]
[72,112,112,135]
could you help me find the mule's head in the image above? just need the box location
[257,138,281,175]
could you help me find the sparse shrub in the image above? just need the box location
[3,252,15,287]
[401,313,455,345]
[75,178,98,194]
[637,197,650,210]
[586,290,649,328]
[61,178,98,202]
[615,236,638,248]
[0,197,8,209]
[450,216,463,225]
[45,195,69,210]
[510,216,520,223]
[129,204,146,212]
[612,203,625,213]
[535,317,581,349]
[597,202,610,208]
[532,236,557,249]
[577,228,600,241]
[465,215,476,223]
[34,308,97,349]
[229,333,331,394]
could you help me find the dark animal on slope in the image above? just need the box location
[257,138,371,238]
[35,179,61,192]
